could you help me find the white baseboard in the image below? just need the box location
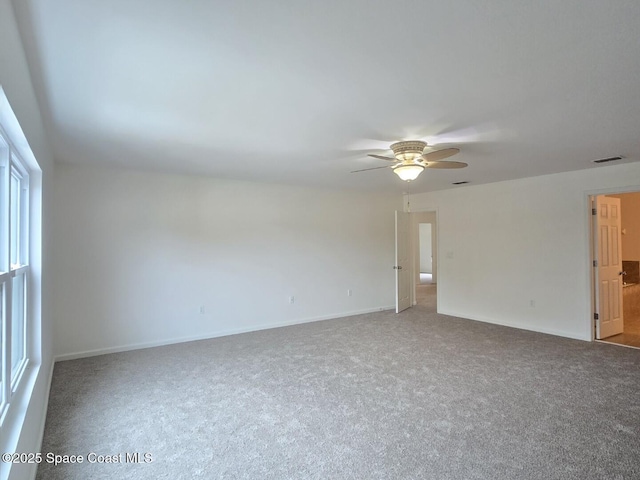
[436,308,590,342]
[35,361,55,453]
[1,358,54,480]
[23,361,54,480]
[54,305,395,362]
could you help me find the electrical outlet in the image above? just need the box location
[199,306,205,314]
[289,296,295,304]
[347,289,352,297]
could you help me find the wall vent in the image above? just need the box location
[452,181,469,185]
[593,156,623,164]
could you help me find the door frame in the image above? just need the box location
[586,186,640,341]
[417,222,433,282]
[408,208,439,308]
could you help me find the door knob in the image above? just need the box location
[619,271,626,276]
[393,266,402,270]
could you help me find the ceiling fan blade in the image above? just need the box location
[350,165,392,173]
[424,161,468,169]
[421,147,460,162]
[368,154,397,162]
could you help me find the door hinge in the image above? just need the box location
[594,313,599,320]
[593,260,598,267]
[592,207,597,215]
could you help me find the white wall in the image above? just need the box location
[0,1,55,479]
[53,164,400,358]
[409,162,640,341]
[419,224,432,273]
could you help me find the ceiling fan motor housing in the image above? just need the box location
[390,140,428,162]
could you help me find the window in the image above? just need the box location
[0,125,30,421]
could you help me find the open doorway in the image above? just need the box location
[592,192,640,348]
[419,223,433,285]
[410,211,437,311]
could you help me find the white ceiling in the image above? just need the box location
[14,0,640,193]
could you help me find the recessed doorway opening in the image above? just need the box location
[591,192,640,349]
[408,211,437,311]
[418,223,433,286]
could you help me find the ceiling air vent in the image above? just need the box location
[452,181,469,185]
[593,156,623,164]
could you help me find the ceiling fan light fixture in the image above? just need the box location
[393,164,424,181]
[358,139,465,179]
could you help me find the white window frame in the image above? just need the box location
[0,124,31,424]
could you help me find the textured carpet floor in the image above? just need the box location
[38,289,640,479]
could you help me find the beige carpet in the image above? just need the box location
[38,288,640,479]
[416,283,436,309]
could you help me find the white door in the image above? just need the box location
[595,196,624,339]
[395,211,411,313]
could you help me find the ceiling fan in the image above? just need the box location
[351,140,467,181]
